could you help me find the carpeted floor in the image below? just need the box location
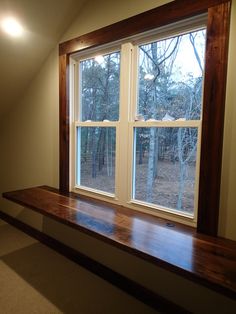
[0,222,158,314]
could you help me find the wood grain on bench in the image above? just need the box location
[2,185,236,299]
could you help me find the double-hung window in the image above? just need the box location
[70,18,207,226]
[60,0,231,234]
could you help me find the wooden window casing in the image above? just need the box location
[59,0,231,236]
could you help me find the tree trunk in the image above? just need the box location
[91,128,97,178]
[146,128,156,202]
[177,128,185,210]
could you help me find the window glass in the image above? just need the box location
[74,27,206,219]
[79,51,120,121]
[133,127,198,215]
[137,30,206,121]
[76,127,116,194]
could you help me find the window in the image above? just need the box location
[59,0,231,235]
[70,25,206,225]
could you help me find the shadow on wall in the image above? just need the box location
[0,229,157,314]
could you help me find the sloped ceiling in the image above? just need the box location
[0,0,86,117]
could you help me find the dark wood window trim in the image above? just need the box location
[59,0,231,236]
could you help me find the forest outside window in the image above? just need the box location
[70,22,207,225]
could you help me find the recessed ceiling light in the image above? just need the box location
[1,17,23,37]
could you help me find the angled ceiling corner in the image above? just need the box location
[0,0,87,118]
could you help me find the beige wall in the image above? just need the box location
[0,47,59,226]
[1,0,236,311]
[61,0,171,41]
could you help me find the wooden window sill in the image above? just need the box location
[2,185,236,299]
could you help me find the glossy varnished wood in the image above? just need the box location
[198,2,231,235]
[3,186,236,299]
[0,210,188,313]
[59,54,70,192]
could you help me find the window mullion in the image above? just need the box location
[116,43,133,204]
[127,45,139,204]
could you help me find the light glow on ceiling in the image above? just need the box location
[1,17,23,37]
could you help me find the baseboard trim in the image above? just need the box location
[0,211,189,313]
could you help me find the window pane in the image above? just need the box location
[138,30,206,121]
[76,127,116,194]
[79,51,120,121]
[133,127,198,215]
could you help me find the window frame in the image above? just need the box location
[59,0,231,236]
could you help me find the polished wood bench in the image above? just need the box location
[2,185,236,300]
